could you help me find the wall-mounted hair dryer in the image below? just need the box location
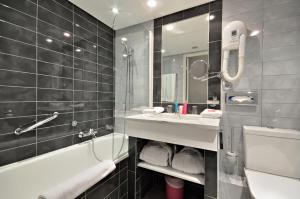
[222,21,246,83]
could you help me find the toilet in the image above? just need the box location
[243,126,300,199]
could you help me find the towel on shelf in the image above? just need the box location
[172,147,204,174]
[38,160,116,199]
[200,109,222,119]
[161,73,176,102]
[139,141,173,167]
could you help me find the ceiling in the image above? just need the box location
[162,14,209,56]
[69,0,214,30]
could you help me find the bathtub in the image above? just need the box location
[0,133,128,199]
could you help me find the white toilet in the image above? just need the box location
[243,126,300,199]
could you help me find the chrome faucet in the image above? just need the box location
[78,128,98,138]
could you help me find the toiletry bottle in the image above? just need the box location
[175,100,179,113]
[179,105,183,114]
[183,101,188,115]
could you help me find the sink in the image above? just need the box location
[126,113,220,151]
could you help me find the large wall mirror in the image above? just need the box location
[161,14,209,104]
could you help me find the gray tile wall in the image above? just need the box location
[0,0,114,167]
[220,0,300,198]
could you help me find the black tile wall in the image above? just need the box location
[153,0,222,113]
[0,0,114,167]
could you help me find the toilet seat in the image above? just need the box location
[245,168,300,199]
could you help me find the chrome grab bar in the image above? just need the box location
[14,112,59,135]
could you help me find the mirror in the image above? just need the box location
[161,14,209,103]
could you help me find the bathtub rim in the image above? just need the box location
[0,133,128,172]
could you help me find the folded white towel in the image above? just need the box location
[139,141,173,167]
[38,160,116,199]
[142,107,164,114]
[172,147,204,174]
[200,109,222,119]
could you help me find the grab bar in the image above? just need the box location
[14,112,59,135]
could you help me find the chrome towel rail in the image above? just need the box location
[14,112,59,135]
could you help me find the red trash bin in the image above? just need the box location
[165,176,184,199]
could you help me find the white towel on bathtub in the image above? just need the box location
[38,160,116,199]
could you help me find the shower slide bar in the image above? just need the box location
[14,112,59,135]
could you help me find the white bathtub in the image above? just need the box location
[0,133,128,199]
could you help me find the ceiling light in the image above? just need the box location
[75,24,80,27]
[63,32,71,37]
[112,7,119,14]
[250,30,260,37]
[93,45,97,48]
[206,15,215,21]
[147,0,157,8]
[123,54,128,58]
[46,38,53,43]
[165,24,174,31]
[121,37,127,42]
[161,49,165,53]
[75,48,82,52]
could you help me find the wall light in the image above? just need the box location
[63,32,71,37]
[250,30,260,37]
[121,37,128,42]
[165,24,174,31]
[206,15,215,21]
[112,7,119,14]
[161,49,165,53]
[147,0,157,8]
[46,38,53,43]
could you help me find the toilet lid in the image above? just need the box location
[245,169,300,199]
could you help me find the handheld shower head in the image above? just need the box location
[121,39,133,57]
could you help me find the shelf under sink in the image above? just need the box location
[137,162,205,185]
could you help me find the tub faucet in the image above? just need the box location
[78,128,97,138]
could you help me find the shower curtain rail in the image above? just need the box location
[14,112,59,135]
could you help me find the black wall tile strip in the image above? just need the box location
[0,20,36,45]
[36,135,73,155]
[0,143,36,167]
[0,0,36,17]
[0,86,36,101]
[37,61,73,78]
[0,4,36,31]
[39,0,73,22]
[38,6,73,32]
[0,37,36,59]
[0,53,36,73]
[0,70,36,87]
[37,20,73,44]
